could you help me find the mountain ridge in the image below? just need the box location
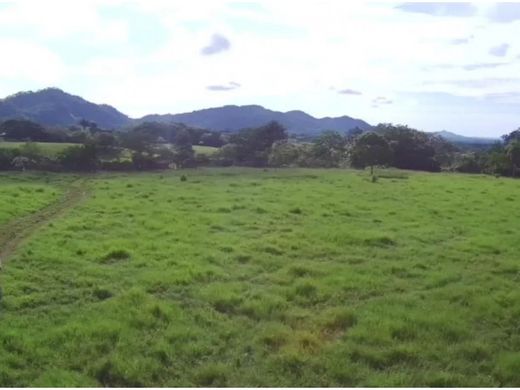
[0,88,371,134]
[139,104,371,134]
[432,130,499,145]
[0,88,131,129]
[0,88,500,141]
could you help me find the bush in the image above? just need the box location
[99,160,134,171]
[494,352,520,385]
[454,154,485,173]
[194,364,229,387]
[93,288,113,301]
[0,148,18,170]
[58,145,97,171]
[268,141,302,167]
[102,249,131,263]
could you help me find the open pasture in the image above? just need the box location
[0,142,79,158]
[0,168,519,386]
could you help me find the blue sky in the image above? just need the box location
[1,1,520,136]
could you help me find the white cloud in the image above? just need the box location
[1,1,520,135]
[0,39,66,84]
[0,1,129,43]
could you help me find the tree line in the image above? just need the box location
[453,130,520,177]
[0,117,519,177]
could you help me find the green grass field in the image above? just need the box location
[0,142,78,158]
[0,168,519,386]
[193,145,219,155]
[0,173,67,225]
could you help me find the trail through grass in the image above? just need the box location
[0,178,90,268]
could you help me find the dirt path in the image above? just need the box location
[0,179,91,270]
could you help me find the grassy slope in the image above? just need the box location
[0,142,78,158]
[193,145,219,155]
[0,168,519,386]
[0,142,217,158]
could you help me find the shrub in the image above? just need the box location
[99,160,134,171]
[102,249,131,263]
[58,145,97,171]
[323,308,358,331]
[93,288,113,301]
[194,364,229,387]
[0,148,18,170]
[494,352,520,385]
[363,235,396,247]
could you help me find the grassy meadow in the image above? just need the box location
[192,145,219,155]
[0,173,69,225]
[0,168,519,386]
[0,141,216,160]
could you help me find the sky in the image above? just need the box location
[1,1,520,136]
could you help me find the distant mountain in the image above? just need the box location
[433,130,499,145]
[0,88,130,129]
[0,89,370,134]
[139,105,371,134]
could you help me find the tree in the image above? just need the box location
[502,128,520,144]
[131,152,156,170]
[93,132,117,148]
[310,131,347,167]
[254,121,288,150]
[0,119,49,141]
[228,121,288,166]
[215,144,240,166]
[58,144,98,171]
[454,153,485,173]
[505,140,520,177]
[200,131,224,147]
[78,119,99,132]
[11,156,32,171]
[0,149,18,170]
[120,130,155,153]
[375,124,440,172]
[350,132,392,174]
[268,141,302,167]
[19,142,43,161]
[484,144,511,176]
[130,121,176,143]
[89,132,117,157]
[347,127,365,139]
[172,129,195,168]
[429,135,459,168]
[79,119,90,130]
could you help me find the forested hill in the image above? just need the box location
[0,88,371,135]
[0,88,131,129]
[140,105,372,135]
[1,88,500,142]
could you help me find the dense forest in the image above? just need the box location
[0,117,519,178]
